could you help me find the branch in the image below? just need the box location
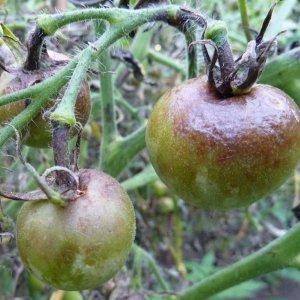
[37,8,131,35]
[148,48,186,76]
[177,222,300,299]
[99,44,118,168]
[101,123,147,177]
[51,48,93,125]
[238,0,252,42]
[121,164,158,191]
[0,58,77,107]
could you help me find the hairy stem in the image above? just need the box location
[0,58,77,107]
[51,48,93,125]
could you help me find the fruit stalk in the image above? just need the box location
[51,48,93,126]
[24,27,46,70]
[205,20,235,83]
[51,121,72,187]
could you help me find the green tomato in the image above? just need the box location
[63,291,83,300]
[146,77,300,210]
[17,169,136,291]
[152,180,168,197]
[158,197,175,214]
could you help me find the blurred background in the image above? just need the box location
[0,0,300,299]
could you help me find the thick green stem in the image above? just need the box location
[237,0,252,42]
[101,122,147,177]
[205,20,235,80]
[37,6,180,36]
[37,8,129,35]
[99,46,118,169]
[0,59,77,107]
[178,222,300,300]
[185,29,198,78]
[51,48,93,125]
[121,164,158,191]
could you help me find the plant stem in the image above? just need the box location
[51,48,93,125]
[51,122,72,187]
[185,29,198,78]
[178,222,300,300]
[121,164,158,191]
[0,59,77,107]
[134,244,170,291]
[102,122,147,177]
[99,46,119,170]
[37,8,130,35]
[148,48,186,76]
[24,27,46,70]
[237,0,252,42]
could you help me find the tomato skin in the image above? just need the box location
[146,76,300,210]
[16,169,136,291]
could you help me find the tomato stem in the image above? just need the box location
[178,221,300,299]
[50,48,93,126]
[238,0,252,42]
[23,27,46,71]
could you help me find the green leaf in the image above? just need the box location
[211,280,266,299]
[186,251,218,282]
[0,264,13,296]
[0,23,25,65]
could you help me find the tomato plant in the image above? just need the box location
[0,0,299,299]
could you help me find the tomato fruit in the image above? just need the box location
[0,50,91,148]
[146,76,300,209]
[17,169,136,291]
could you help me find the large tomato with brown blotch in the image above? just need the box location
[16,169,136,291]
[0,50,90,148]
[146,76,300,210]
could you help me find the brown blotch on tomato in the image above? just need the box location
[16,169,136,291]
[146,76,300,210]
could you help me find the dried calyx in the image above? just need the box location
[199,4,279,97]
